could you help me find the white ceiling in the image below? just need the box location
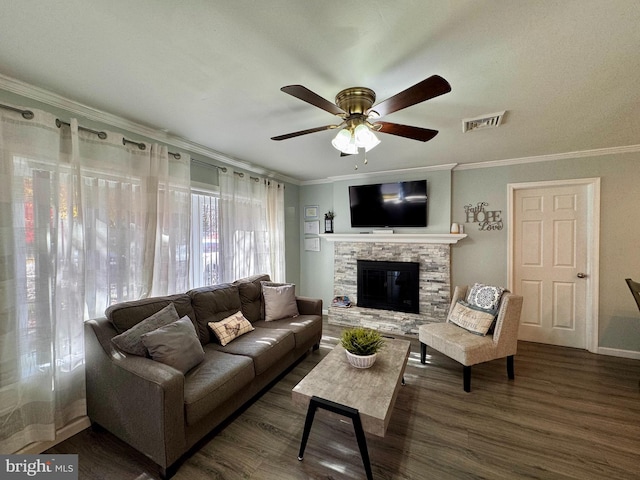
[1,1,639,182]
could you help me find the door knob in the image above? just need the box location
[577,272,586,278]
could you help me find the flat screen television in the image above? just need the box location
[349,180,427,228]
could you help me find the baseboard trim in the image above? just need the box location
[596,346,640,360]
[16,416,91,454]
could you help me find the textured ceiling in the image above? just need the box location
[0,0,639,182]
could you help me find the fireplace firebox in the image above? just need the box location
[357,260,420,314]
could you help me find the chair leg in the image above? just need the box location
[507,355,515,380]
[420,342,427,364]
[463,365,471,392]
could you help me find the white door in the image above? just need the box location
[510,180,598,349]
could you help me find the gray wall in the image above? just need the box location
[299,154,640,354]
[451,154,640,353]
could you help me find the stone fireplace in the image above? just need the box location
[324,233,465,336]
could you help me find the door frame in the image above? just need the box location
[507,178,600,353]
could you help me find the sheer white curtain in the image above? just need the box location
[218,170,270,283]
[0,110,85,453]
[0,105,191,453]
[78,132,191,315]
[266,180,285,282]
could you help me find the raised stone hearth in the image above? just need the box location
[326,234,463,336]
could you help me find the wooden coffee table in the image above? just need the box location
[292,338,411,479]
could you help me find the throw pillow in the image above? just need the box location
[261,282,299,321]
[466,283,505,314]
[141,316,205,374]
[449,300,496,336]
[111,303,180,356]
[209,311,255,346]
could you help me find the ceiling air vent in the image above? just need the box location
[462,111,506,133]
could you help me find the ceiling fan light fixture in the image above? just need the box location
[331,128,352,153]
[354,123,380,151]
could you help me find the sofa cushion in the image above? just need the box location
[448,301,495,336]
[188,283,242,345]
[106,293,196,334]
[111,303,180,356]
[261,282,299,321]
[253,314,321,349]
[208,311,255,346]
[183,348,255,426]
[208,327,295,375]
[141,316,205,374]
[234,274,271,322]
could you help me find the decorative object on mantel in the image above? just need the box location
[450,222,460,234]
[324,210,335,233]
[331,295,352,308]
[464,201,503,231]
[340,327,385,369]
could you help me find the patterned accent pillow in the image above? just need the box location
[466,283,505,314]
[111,303,180,356]
[261,282,300,322]
[448,301,496,336]
[208,311,255,346]
[141,316,205,374]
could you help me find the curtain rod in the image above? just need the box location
[0,103,34,119]
[191,157,227,173]
[2,103,280,186]
[55,118,108,139]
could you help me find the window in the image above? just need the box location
[190,189,220,288]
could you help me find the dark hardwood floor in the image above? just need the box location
[47,322,640,479]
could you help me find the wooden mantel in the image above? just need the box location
[318,233,467,244]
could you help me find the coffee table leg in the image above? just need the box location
[297,397,319,461]
[297,396,374,480]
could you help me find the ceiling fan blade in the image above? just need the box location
[375,121,439,142]
[271,124,339,141]
[369,75,451,118]
[280,85,346,116]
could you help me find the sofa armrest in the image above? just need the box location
[84,318,186,469]
[295,296,323,316]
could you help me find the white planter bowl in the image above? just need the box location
[345,350,377,369]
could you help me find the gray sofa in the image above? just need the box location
[84,274,322,478]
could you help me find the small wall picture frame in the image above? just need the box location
[304,220,320,235]
[304,205,319,219]
[304,237,320,252]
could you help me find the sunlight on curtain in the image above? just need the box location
[78,135,191,314]
[0,105,191,453]
[0,111,85,453]
[149,147,191,297]
[218,170,270,283]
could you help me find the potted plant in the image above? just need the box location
[340,327,385,368]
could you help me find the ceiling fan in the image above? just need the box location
[271,75,451,156]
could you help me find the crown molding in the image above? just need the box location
[454,144,640,170]
[301,163,458,185]
[0,73,301,185]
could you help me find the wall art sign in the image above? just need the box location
[464,202,503,231]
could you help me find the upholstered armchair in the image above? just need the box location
[419,285,523,392]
